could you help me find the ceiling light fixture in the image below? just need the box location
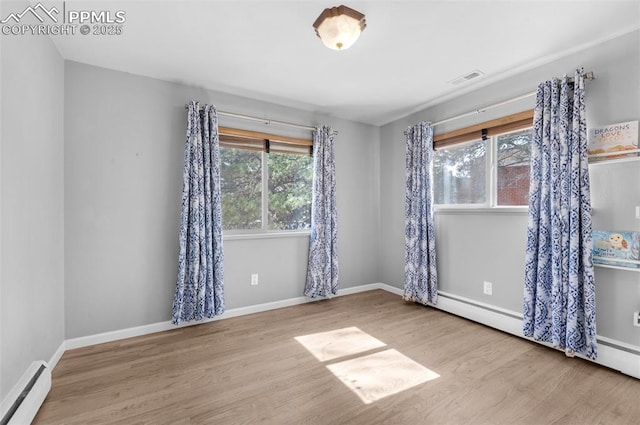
[313,5,366,51]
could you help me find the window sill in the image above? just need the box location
[435,207,528,215]
[223,230,310,241]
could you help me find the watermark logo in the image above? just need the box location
[1,2,126,36]
[0,2,59,24]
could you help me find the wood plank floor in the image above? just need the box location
[34,290,640,425]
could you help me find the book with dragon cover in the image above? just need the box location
[588,121,639,161]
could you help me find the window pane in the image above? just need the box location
[268,152,312,230]
[220,147,262,230]
[433,140,487,204]
[497,128,532,206]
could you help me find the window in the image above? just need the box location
[268,152,313,230]
[434,139,487,205]
[219,127,313,232]
[220,148,263,230]
[433,110,533,207]
[496,128,532,206]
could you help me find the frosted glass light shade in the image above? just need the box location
[313,5,366,51]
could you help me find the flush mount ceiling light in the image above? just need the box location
[313,5,366,51]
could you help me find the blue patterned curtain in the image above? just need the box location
[304,125,339,298]
[523,69,597,359]
[404,122,438,305]
[172,101,225,324]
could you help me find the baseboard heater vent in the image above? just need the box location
[0,361,51,425]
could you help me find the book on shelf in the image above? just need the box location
[592,230,640,269]
[588,120,639,161]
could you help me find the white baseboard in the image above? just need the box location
[57,282,640,380]
[48,341,66,370]
[378,282,403,296]
[66,320,189,350]
[66,283,381,350]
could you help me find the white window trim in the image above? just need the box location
[488,136,497,207]
[434,203,489,210]
[223,230,311,241]
[435,206,528,215]
[261,151,269,230]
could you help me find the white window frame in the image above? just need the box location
[221,149,312,237]
[434,127,532,212]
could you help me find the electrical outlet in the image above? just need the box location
[634,312,640,327]
[483,281,493,295]
[251,274,259,286]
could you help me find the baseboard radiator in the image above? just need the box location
[0,361,51,425]
[435,290,640,379]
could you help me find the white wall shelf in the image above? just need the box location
[589,153,640,166]
[594,263,640,273]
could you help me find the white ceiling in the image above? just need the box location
[50,0,640,125]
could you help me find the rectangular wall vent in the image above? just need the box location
[449,69,485,85]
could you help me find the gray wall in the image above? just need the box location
[64,62,380,338]
[0,1,65,401]
[380,30,640,346]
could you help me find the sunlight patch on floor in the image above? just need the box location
[326,348,440,404]
[294,327,386,362]
[295,327,439,404]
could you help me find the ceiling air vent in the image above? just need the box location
[449,69,485,85]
